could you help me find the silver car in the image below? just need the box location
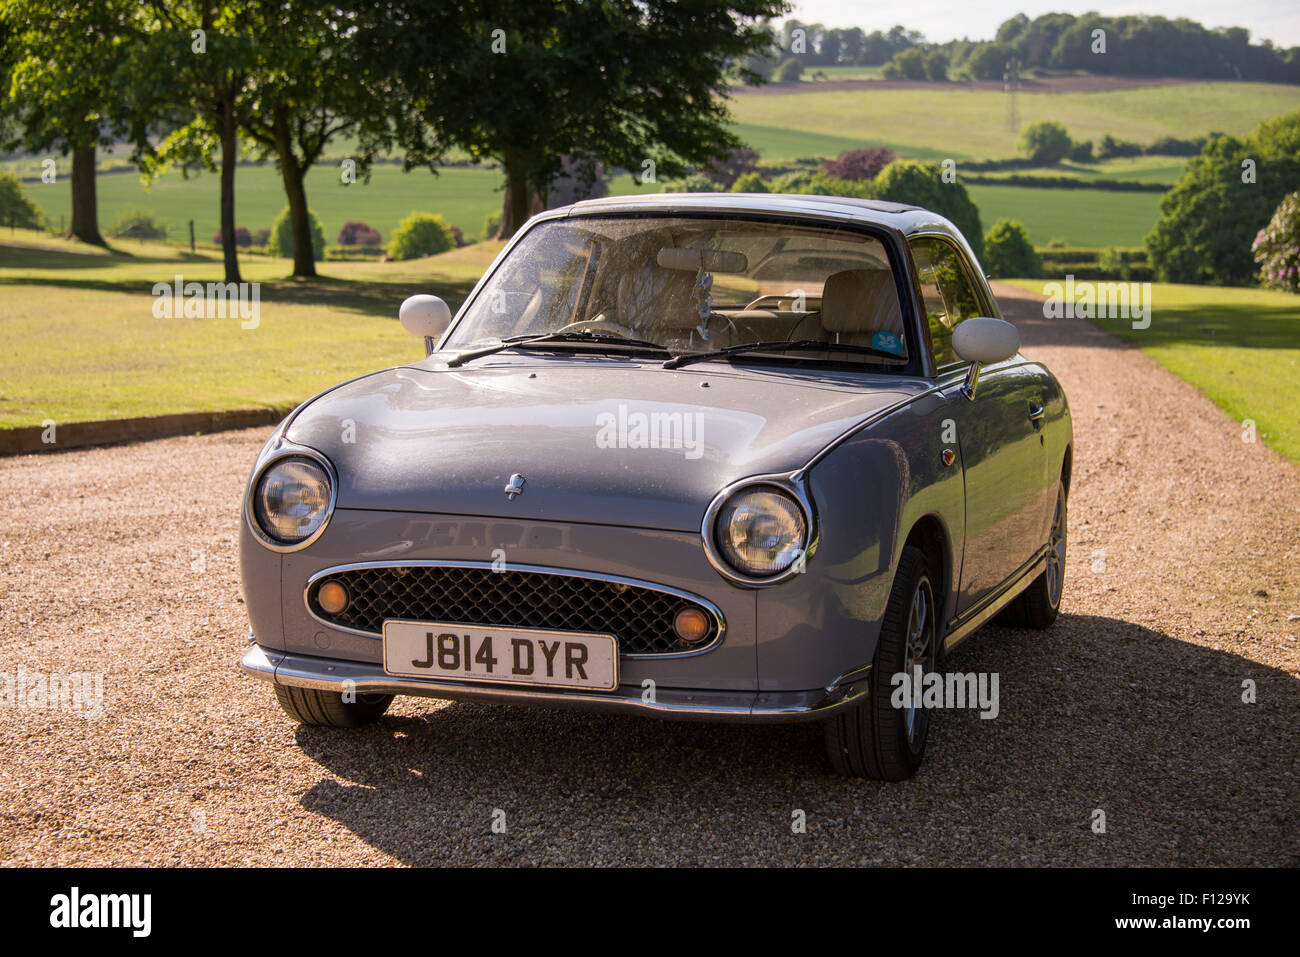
[238,193,1072,779]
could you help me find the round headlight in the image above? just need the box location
[253,457,332,545]
[715,486,807,578]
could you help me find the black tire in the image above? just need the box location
[273,684,394,727]
[997,480,1067,630]
[824,545,938,780]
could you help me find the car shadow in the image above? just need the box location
[292,613,1299,866]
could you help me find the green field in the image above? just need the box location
[972,155,1189,184]
[0,231,499,427]
[1005,279,1300,460]
[967,184,1165,247]
[11,157,1170,254]
[729,82,1300,160]
[7,80,1299,256]
[17,164,506,252]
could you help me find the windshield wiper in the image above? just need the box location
[444,331,668,367]
[663,339,905,370]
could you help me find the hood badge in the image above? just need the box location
[504,473,526,501]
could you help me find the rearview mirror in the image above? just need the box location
[656,247,749,274]
[952,316,1020,399]
[399,294,452,347]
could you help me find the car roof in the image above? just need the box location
[561,191,961,240]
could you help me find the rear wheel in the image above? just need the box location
[997,480,1067,630]
[823,545,937,780]
[273,684,393,727]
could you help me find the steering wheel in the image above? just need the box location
[554,318,637,338]
[703,311,740,341]
[744,294,789,311]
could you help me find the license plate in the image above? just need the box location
[382,621,619,691]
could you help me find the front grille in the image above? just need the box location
[307,565,721,655]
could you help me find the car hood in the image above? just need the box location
[285,356,928,532]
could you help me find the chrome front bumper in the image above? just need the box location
[240,641,869,724]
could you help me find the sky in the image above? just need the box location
[782,1,1300,49]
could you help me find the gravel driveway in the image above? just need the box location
[2,285,1297,866]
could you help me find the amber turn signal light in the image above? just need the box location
[317,581,349,615]
[672,608,710,644]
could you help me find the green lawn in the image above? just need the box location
[3,235,1296,468]
[1005,280,1300,461]
[729,82,1300,161]
[0,232,500,427]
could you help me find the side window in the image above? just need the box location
[909,238,984,367]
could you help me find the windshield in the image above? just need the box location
[442,215,910,365]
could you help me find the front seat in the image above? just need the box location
[818,268,907,358]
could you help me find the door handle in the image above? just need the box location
[1028,403,1045,422]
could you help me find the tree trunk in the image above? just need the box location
[273,107,317,278]
[496,152,533,240]
[67,145,106,246]
[217,97,242,283]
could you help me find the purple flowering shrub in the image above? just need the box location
[1253,191,1300,293]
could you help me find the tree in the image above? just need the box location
[924,50,949,81]
[238,2,396,277]
[964,42,1012,80]
[983,219,1041,278]
[1017,120,1073,164]
[703,147,760,188]
[867,160,984,260]
[882,48,926,80]
[382,1,787,240]
[544,153,608,206]
[1068,140,1095,163]
[996,14,1031,45]
[1013,13,1076,68]
[1147,110,1300,284]
[1,1,138,246]
[130,1,261,282]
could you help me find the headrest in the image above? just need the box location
[820,269,903,335]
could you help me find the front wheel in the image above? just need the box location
[823,545,937,780]
[997,480,1067,630]
[273,684,393,727]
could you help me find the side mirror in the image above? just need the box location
[399,294,452,350]
[952,316,1019,399]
